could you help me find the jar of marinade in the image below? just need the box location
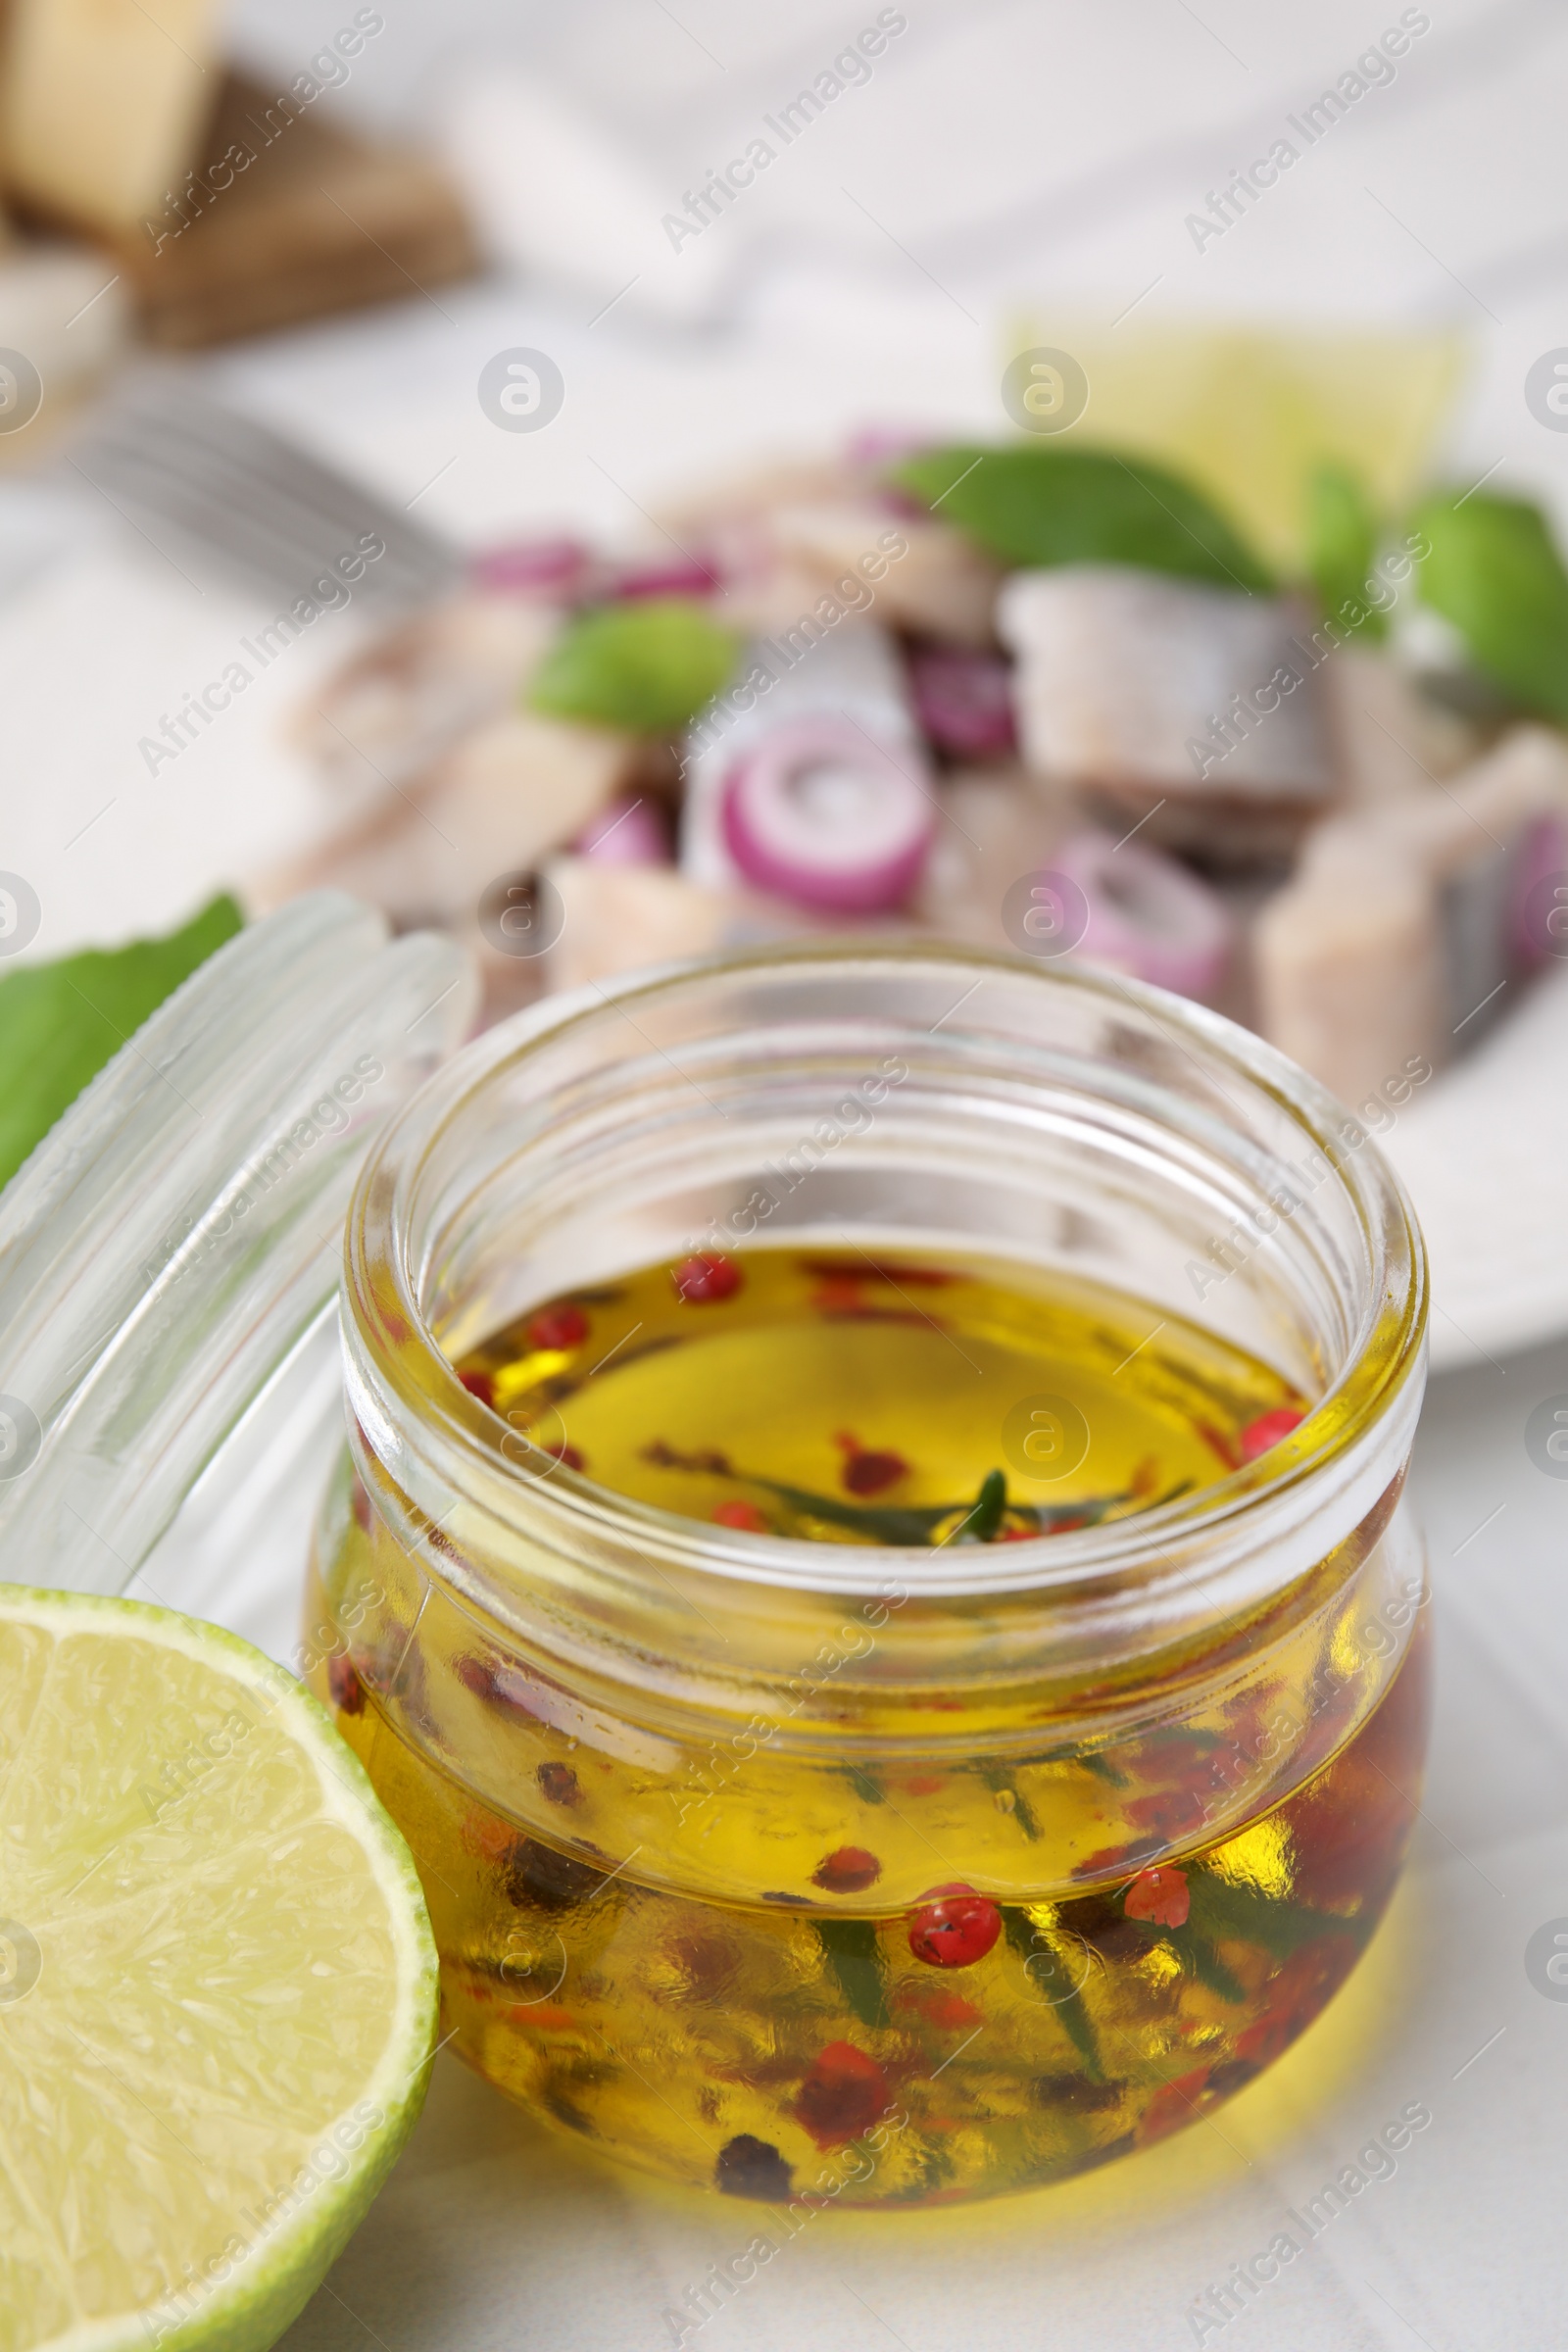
[301,935,1430,2208]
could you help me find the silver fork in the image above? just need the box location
[67,371,463,609]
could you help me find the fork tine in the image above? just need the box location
[73,374,462,607]
[80,444,407,609]
[99,415,455,604]
[98,376,453,571]
[145,383,422,555]
[81,424,426,602]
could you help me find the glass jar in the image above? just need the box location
[304,940,1430,2209]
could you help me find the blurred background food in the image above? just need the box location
[245,407,1568,1102]
[4,0,1568,1361]
[0,1,475,354]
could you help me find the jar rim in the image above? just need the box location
[343,939,1427,1617]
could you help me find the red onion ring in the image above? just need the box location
[1511,810,1568,968]
[571,796,670,866]
[608,555,722,601]
[1053,829,1233,1001]
[470,537,591,596]
[718,717,935,912]
[907,645,1016,760]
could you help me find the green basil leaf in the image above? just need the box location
[814,1917,891,2031]
[894,444,1273,592]
[527,597,740,733]
[1305,464,1387,643]
[1002,1907,1107,2079]
[953,1465,1008,1543]
[1410,488,1568,720]
[0,893,243,1191]
[1185,1870,1350,1964]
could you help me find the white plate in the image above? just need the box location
[1387,958,1568,1370]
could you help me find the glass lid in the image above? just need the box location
[0,892,475,1597]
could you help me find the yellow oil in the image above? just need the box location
[460,1246,1303,1542]
[307,1248,1429,2206]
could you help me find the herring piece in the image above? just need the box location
[545,858,746,992]
[1319,646,1481,809]
[911,767,1069,949]
[654,457,863,631]
[1254,724,1568,1099]
[1251,829,1445,1108]
[1374,725,1568,1037]
[543,858,819,994]
[997,565,1333,858]
[656,456,874,545]
[251,710,635,927]
[657,460,995,645]
[768,503,1001,648]
[295,593,564,805]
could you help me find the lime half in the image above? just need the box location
[0,1589,438,2352]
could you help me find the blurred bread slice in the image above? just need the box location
[112,70,477,348]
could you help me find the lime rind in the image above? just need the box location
[0,1588,439,2352]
